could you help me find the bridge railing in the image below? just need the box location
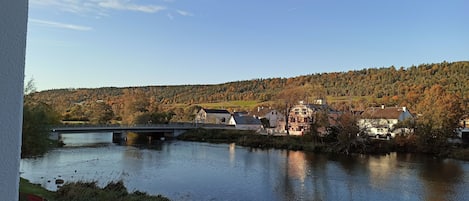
[51,122,234,132]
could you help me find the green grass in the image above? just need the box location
[198,100,263,110]
[327,95,373,102]
[19,178,171,201]
[19,178,55,201]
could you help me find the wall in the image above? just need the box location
[0,0,28,200]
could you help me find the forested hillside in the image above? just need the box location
[27,61,469,123]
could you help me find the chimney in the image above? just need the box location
[381,105,385,109]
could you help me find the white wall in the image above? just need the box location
[0,0,28,200]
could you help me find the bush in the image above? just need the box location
[56,180,170,201]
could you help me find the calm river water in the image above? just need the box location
[20,133,469,201]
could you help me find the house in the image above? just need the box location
[277,100,340,136]
[228,112,263,131]
[263,109,284,128]
[358,105,414,138]
[457,115,469,143]
[195,108,231,124]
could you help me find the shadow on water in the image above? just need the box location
[418,156,464,201]
[391,153,465,201]
[121,132,166,151]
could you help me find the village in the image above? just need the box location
[195,98,469,144]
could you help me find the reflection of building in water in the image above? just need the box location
[367,153,399,188]
[229,143,236,167]
[287,151,308,182]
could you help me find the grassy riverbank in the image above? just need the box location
[178,128,332,153]
[19,178,170,201]
[177,128,469,161]
[19,178,55,200]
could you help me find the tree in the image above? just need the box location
[24,78,37,95]
[276,84,326,135]
[22,101,60,157]
[307,110,329,144]
[63,105,88,121]
[133,111,175,124]
[331,113,366,154]
[121,89,150,124]
[87,101,114,124]
[414,85,463,155]
[416,85,463,131]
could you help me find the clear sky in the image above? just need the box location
[26,0,469,91]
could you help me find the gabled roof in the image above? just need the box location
[292,103,339,113]
[231,115,262,125]
[362,107,411,120]
[202,109,230,114]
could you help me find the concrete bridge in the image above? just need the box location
[50,123,232,142]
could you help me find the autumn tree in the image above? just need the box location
[87,101,114,124]
[121,89,150,124]
[63,105,88,121]
[330,112,366,154]
[414,85,463,154]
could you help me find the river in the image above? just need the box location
[20,132,469,201]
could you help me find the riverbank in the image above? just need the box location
[19,178,171,201]
[177,128,469,161]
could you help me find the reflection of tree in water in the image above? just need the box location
[278,150,297,201]
[306,153,331,201]
[419,159,464,201]
[124,132,165,150]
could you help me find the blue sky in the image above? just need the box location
[26,0,469,91]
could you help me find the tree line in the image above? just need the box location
[25,61,469,125]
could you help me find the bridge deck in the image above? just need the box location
[51,123,232,133]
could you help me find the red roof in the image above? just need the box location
[362,106,406,119]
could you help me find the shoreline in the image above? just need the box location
[177,128,469,161]
[19,178,171,201]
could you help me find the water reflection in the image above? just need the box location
[367,153,398,190]
[229,143,236,167]
[20,140,469,201]
[419,158,464,201]
[60,132,113,147]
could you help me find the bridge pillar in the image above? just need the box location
[49,132,59,141]
[172,129,187,137]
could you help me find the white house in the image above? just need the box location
[195,108,231,124]
[263,109,284,128]
[457,115,469,143]
[358,106,414,138]
[228,112,263,131]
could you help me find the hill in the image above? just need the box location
[26,61,469,123]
